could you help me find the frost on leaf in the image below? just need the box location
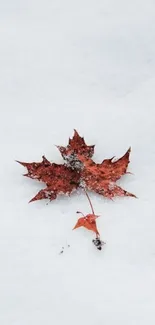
[17,130,136,202]
[57,129,95,169]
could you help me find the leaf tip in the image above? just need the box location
[29,197,36,203]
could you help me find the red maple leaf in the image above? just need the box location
[73,190,100,236]
[73,213,100,235]
[17,130,136,202]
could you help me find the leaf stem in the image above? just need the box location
[83,188,95,214]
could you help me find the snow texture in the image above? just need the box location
[0,1,155,324]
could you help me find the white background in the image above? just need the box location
[0,1,155,324]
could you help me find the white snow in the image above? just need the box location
[0,1,155,324]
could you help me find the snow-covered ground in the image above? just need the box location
[1,1,155,324]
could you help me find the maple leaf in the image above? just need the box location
[73,213,100,235]
[17,130,136,202]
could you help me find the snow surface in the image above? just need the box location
[1,1,155,324]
